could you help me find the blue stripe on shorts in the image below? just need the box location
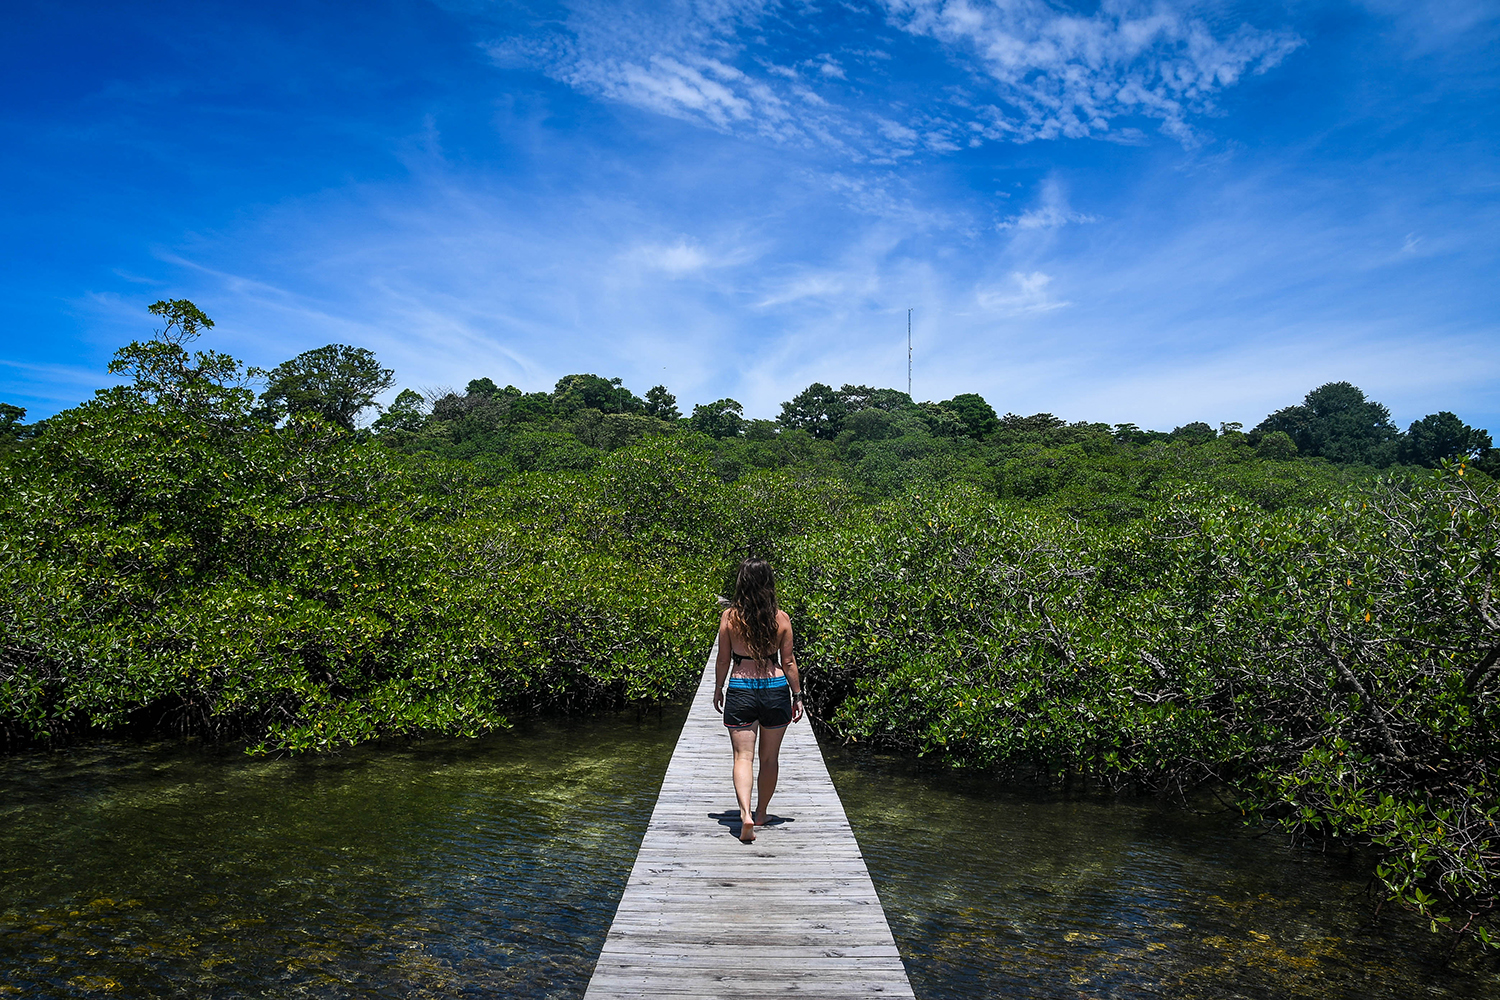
[726,675,789,690]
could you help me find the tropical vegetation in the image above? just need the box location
[2,301,1497,948]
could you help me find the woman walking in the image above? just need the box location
[713,558,804,843]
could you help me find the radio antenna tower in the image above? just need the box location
[907,308,912,397]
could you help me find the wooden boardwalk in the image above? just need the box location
[584,643,915,999]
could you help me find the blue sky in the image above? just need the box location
[3,0,1497,432]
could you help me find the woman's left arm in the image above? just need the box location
[781,612,804,723]
[714,611,732,714]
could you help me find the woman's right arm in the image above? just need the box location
[779,612,804,723]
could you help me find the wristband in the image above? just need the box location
[792,691,804,702]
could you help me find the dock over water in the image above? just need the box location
[584,644,916,999]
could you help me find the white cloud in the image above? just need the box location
[880,0,1305,143]
[975,270,1070,314]
[625,238,739,276]
[490,0,1302,155]
[998,177,1098,230]
[815,56,846,78]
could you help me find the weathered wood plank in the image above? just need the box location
[583,643,915,1000]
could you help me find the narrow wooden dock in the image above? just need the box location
[584,643,915,999]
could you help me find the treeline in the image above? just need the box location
[370,369,1497,495]
[3,302,1499,950]
[5,304,1494,511]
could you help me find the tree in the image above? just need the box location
[843,408,898,441]
[744,418,778,441]
[779,383,846,439]
[0,402,26,453]
[918,402,967,438]
[1254,382,1399,466]
[1400,412,1492,467]
[500,385,555,423]
[842,386,914,414]
[690,398,745,439]
[1112,422,1169,446]
[644,385,682,421]
[1000,412,1066,435]
[372,389,428,434]
[257,344,395,431]
[104,300,253,419]
[466,377,500,397]
[0,403,24,437]
[552,374,643,415]
[940,393,999,439]
[1170,421,1216,445]
[1255,430,1298,460]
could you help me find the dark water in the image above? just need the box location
[825,744,1500,999]
[2,715,1496,999]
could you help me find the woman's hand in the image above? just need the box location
[792,694,804,723]
[713,687,724,714]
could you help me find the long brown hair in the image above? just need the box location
[729,558,779,659]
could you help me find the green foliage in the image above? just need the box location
[917,401,968,438]
[2,405,683,751]
[939,392,999,439]
[371,388,428,434]
[11,300,1500,950]
[1255,381,1401,467]
[778,382,846,439]
[104,299,253,420]
[1256,429,1298,460]
[0,403,26,454]
[256,343,395,430]
[644,384,682,421]
[776,469,1500,947]
[1171,421,1216,445]
[1401,411,1492,467]
[689,398,745,439]
[553,374,644,415]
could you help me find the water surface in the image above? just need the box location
[0,708,685,998]
[3,713,1497,998]
[826,743,1500,999]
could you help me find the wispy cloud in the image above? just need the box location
[998,177,1098,230]
[883,0,1304,144]
[975,270,1070,314]
[488,0,1302,154]
[626,238,714,275]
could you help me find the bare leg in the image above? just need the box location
[754,725,788,825]
[730,725,759,841]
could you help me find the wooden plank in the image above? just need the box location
[583,643,916,1000]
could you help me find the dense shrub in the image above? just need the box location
[777,468,1500,946]
[0,402,780,752]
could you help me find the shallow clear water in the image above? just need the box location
[825,744,1500,999]
[0,708,685,998]
[2,713,1496,998]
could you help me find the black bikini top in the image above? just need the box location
[729,648,780,667]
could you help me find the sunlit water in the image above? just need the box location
[826,744,1500,999]
[2,711,1496,998]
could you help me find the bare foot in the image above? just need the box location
[739,814,756,842]
[752,807,767,827]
